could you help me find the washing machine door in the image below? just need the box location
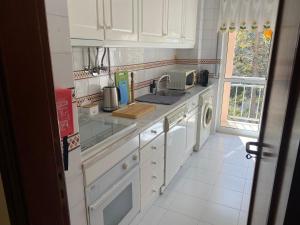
[202,103,213,128]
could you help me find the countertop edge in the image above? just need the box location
[81,84,214,164]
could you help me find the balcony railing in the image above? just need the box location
[228,83,264,124]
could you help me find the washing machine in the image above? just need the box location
[194,89,213,151]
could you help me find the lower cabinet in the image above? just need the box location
[184,107,198,162]
[140,132,165,210]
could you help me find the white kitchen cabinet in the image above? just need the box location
[103,0,138,41]
[185,108,198,162]
[167,0,183,40]
[140,133,165,210]
[67,0,198,47]
[182,0,198,42]
[139,0,167,42]
[165,117,187,185]
[67,0,104,41]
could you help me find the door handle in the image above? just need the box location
[245,141,271,159]
[245,141,261,159]
[246,142,260,155]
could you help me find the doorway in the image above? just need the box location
[217,30,273,137]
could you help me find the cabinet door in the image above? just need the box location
[103,0,138,41]
[67,0,104,40]
[139,0,167,42]
[167,0,183,39]
[182,0,198,42]
[185,111,198,161]
[165,119,187,185]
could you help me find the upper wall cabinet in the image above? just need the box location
[182,0,198,42]
[68,0,104,41]
[67,0,198,48]
[103,0,138,41]
[167,0,183,40]
[139,0,166,42]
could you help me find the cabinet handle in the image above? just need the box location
[151,161,157,165]
[151,130,157,134]
[152,190,157,193]
[151,146,157,150]
[132,155,138,161]
[152,175,157,179]
[122,163,128,170]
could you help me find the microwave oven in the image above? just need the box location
[167,68,196,90]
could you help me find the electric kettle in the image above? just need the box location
[102,86,120,112]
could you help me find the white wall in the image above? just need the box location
[44,1,87,225]
[176,0,220,75]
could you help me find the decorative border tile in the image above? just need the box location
[68,132,80,151]
[76,93,102,107]
[175,59,221,65]
[60,132,80,152]
[73,59,221,80]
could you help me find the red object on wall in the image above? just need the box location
[55,89,74,138]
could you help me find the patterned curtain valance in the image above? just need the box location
[218,0,279,32]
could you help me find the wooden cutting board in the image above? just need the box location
[112,103,156,119]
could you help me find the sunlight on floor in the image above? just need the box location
[131,133,256,225]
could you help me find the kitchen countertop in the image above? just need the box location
[81,84,214,162]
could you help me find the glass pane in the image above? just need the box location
[103,184,133,225]
[225,30,272,79]
[221,82,264,132]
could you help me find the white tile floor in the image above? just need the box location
[132,133,256,225]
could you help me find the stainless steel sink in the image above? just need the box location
[156,90,186,96]
[136,90,187,105]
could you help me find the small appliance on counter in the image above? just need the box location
[166,68,196,90]
[102,86,120,112]
[198,70,209,87]
[80,103,99,116]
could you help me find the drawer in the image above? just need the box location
[152,160,164,189]
[141,187,157,210]
[83,136,139,186]
[140,119,164,147]
[140,156,164,193]
[187,95,199,112]
[140,161,153,192]
[140,133,164,165]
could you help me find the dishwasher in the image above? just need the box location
[164,104,187,187]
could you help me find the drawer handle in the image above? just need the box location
[151,130,157,134]
[151,146,157,150]
[151,161,157,165]
[152,175,157,179]
[122,163,128,170]
[132,155,138,161]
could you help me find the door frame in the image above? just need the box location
[0,0,70,224]
[247,0,300,223]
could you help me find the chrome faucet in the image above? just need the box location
[155,74,170,95]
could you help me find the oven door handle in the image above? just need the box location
[89,165,139,212]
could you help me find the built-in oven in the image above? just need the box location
[85,150,140,225]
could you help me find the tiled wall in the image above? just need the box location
[44,1,87,225]
[176,0,220,76]
[72,47,177,106]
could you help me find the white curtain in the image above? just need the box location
[218,0,279,32]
